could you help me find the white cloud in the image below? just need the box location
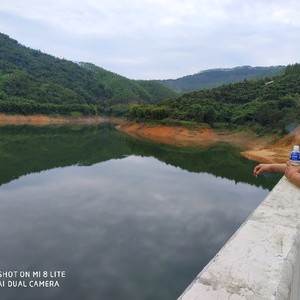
[0,0,300,79]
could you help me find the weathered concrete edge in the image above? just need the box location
[178,177,300,300]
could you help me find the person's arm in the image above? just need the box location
[254,162,300,187]
[253,163,286,176]
[284,161,300,187]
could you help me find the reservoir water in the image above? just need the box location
[0,124,281,300]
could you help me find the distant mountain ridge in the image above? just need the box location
[129,63,300,135]
[0,32,177,116]
[0,31,292,120]
[157,65,286,93]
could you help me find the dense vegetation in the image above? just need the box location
[0,33,177,116]
[1,32,298,135]
[129,64,300,135]
[157,66,286,93]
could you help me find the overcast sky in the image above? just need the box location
[0,0,299,80]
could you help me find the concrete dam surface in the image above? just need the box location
[179,176,300,300]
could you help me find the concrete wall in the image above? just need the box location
[178,177,300,300]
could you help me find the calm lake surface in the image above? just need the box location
[0,124,281,300]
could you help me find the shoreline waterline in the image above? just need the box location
[0,114,297,163]
[117,122,297,164]
[0,113,125,126]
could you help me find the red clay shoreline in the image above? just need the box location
[0,113,124,126]
[117,122,300,164]
[0,114,299,164]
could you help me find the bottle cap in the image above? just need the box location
[293,145,300,151]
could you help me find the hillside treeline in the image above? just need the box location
[129,64,300,134]
[0,33,177,116]
[1,31,299,133]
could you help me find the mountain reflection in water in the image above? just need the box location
[0,124,281,300]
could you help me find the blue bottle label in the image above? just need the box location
[290,151,300,161]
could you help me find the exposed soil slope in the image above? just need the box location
[1,114,298,164]
[242,127,300,163]
[118,122,300,163]
[0,114,124,126]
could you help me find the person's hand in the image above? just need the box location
[253,164,271,177]
[284,161,300,179]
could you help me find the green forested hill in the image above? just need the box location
[130,64,300,134]
[1,31,298,134]
[157,66,286,93]
[79,62,177,104]
[0,33,177,116]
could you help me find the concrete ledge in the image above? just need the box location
[178,177,300,300]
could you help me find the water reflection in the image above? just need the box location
[0,125,281,300]
[0,124,280,189]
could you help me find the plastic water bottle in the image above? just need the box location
[290,145,300,165]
